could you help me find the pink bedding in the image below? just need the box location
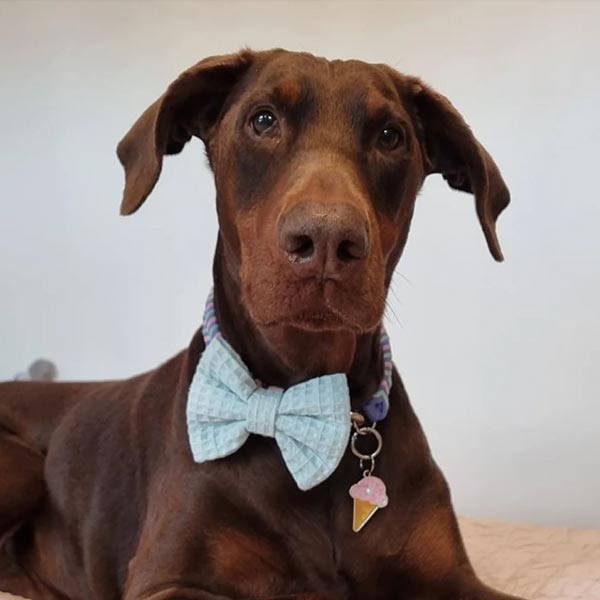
[460,518,600,599]
[2,518,599,600]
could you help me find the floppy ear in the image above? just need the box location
[406,79,510,261]
[116,51,254,215]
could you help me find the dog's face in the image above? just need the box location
[117,50,509,335]
[209,52,425,334]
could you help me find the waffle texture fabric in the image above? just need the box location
[186,336,351,490]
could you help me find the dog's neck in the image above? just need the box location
[211,237,383,407]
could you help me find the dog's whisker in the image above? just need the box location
[384,298,403,329]
[393,270,412,285]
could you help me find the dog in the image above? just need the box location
[0,49,522,600]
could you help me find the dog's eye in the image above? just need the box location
[251,110,278,135]
[377,127,404,151]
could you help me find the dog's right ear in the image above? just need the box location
[117,51,255,215]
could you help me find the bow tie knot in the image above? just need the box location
[246,386,282,437]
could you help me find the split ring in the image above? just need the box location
[350,426,383,461]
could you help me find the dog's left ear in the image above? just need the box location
[405,78,510,261]
[117,51,254,215]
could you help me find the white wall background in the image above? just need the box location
[1,0,598,529]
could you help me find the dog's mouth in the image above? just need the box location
[246,278,382,334]
[282,306,347,332]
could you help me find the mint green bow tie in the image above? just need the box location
[186,336,351,490]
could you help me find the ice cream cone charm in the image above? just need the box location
[349,475,388,532]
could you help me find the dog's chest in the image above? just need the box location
[196,437,347,596]
[149,436,415,599]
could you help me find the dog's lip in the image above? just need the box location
[289,309,345,328]
[248,279,373,332]
[271,306,363,332]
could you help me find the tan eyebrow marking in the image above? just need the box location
[275,79,302,104]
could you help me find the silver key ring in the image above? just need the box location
[350,426,383,461]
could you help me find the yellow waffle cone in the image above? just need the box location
[352,498,379,532]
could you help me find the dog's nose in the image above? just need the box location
[279,203,369,278]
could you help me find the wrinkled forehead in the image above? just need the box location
[239,52,410,123]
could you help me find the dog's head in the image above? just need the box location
[118,49,509,336]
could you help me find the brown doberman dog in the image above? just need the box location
[0,50,522,600]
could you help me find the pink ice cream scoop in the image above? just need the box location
[349,475,388,508]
